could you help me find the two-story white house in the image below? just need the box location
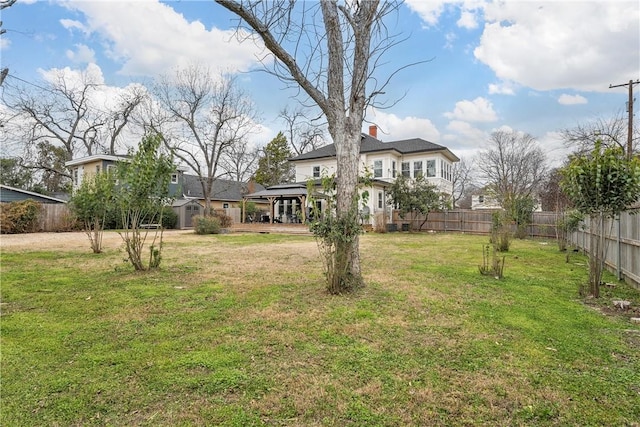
[246,126,459,228]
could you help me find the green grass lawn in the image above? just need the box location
[1,232,639,426]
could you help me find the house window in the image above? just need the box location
[426,160,436,177]
[479,195,484,203]
[413,161,423,178]
[96,165,101,174]
[313,166,320,178]
[440,160,444,178]
[373,160,383,178]
[401,162,410,177]
[392,161,397,178]
[378,191,383,209]
[223,203,229,209]
[73,168,79,185]
[171,173,178,184]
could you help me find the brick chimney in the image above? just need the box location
[368,125,378,139]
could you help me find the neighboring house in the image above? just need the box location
[181,175,266,210]
[65,154,265,228]
[245,126,460,227]
[0,185,67,204]
[471,192,502,210]
[178,175,268,226]
[471,189,542,211]
[65,154,185,198]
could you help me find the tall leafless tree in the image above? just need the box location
[216,0,406,292]
[218,140,260,182]
[2,68,146,185]
[148,65,259,215]
[279,106,327,155]
[476,130,548,212]
[561,112,638,156]
[450,156,474,208]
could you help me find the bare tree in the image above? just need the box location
[2,69,145,186]
[279,106,327,155]
[450,157,474,208]
[149,65,259,215]
[476,130,548,211]
[4,69,107,161]
[104,85,147,155]
[218,140,260,182]
[217,0,405,292]
[561,112,638,156]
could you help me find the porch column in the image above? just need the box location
[297,195,306,223]
[241,198,247,223]
[267,196,277,224]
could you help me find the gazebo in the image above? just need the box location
[242,183,314,224]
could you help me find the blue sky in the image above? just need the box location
[1,0,639,166]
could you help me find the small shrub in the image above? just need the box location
[0,200,42,234]
[479,244,506,279]
[194,215,221,234]
[374,213,387,233]
[213,210,233,228]
[491,211,511,252]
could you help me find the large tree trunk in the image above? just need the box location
[333,120,364,287]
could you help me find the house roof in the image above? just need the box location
[290,133,460,162]
[65,154,130,167]
[171,198,202,208]
[0,185,67,204]
[182,175,266,201]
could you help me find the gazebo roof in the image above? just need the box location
[243,183,309,199]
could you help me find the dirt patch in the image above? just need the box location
[0,230,195,252]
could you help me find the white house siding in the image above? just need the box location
[295,160,338,182]
[390,152,455,195]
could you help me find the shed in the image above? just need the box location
[0,185,67,204]
[172,198,202,229]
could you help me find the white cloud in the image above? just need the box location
[444,97,498,122]
[39,63,105,89]
[66,44,96,64]
[558,94,588,105]
[457,10,478,29]
[445,120,487,144]
[406,0,486,29]
[488,82,515,95]
[0,38,10,50]
[366,108,440,142]
[60,1,265,77]
[59,19,89,34]
[474,1,639,92]
[405,0,448,27]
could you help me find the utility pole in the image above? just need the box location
[609,79,639,159]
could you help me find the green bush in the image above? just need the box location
[160,207,178,229]
[0,200,42,234]
[194,215,221,234]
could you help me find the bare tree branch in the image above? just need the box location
[149,64,259,214]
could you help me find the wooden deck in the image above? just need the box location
[230,223,313,235]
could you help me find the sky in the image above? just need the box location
[1,0,639,167]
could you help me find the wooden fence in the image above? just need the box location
[39,204,77,232]
[391,209,558,238]
[567,211,640,290]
